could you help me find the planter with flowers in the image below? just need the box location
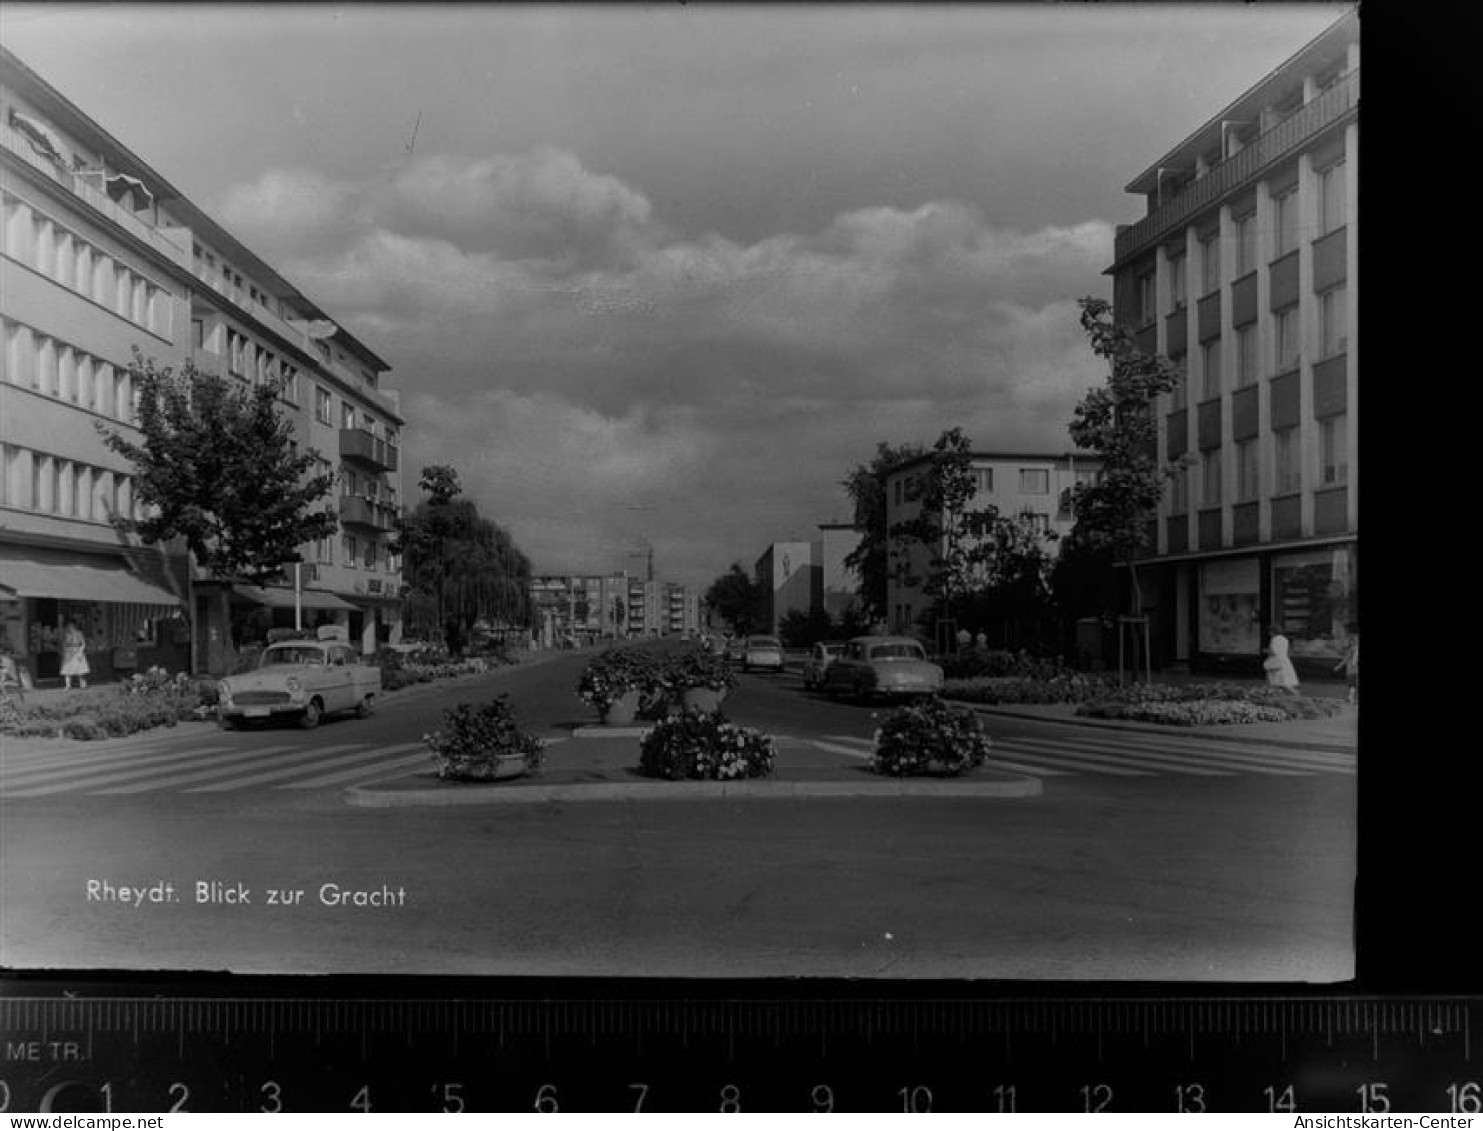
[424,695,544,782]
[637,708,777,781]
[577,647,661,726]
[872,697,992,777]
[665,647,738,713]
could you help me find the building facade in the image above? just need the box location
[812,523,862,621]
[1,47,404,680]
[753,541,814,636]
[884,451,1100,638]
[1105,11,1358,678]
[529,572,631,645]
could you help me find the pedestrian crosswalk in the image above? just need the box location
[813,730,1356,779]
[0,736,444,798]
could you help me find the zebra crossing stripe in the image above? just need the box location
[1,744,306,796]
[818,733,1153,777]
[1,743,244,786]
[811,738,1080,778]
[812,740,874,760]
[189,743,426,792]
[73,744,363,797]
[1001,737,1251,777]
[1077,729,1356,770]
[1007,735,1329,776]
[276,748,431,789]
[980,757,1073,777]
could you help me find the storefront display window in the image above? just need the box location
[1198,558,1260,654]
[1272,545,1356,660]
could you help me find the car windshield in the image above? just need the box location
[261,646,325,667]
[869,643,926,661]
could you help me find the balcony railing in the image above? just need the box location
[1113,70,1358,265]
[339,428,399,472]
[1,123,192,267]
[339,495,398,532]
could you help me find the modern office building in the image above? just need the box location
[1,46,404,680]
[1105,10,1358,677]
[883,451,1100,638]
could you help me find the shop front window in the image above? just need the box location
[1272,545,1356,661]
[1198,559,1260,655]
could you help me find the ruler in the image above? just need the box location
[1,992,1477,1113]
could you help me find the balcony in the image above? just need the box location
[1,122,191,267]
[339,495,398,532]
[340,428,399,472]
[1113,70,1358,265]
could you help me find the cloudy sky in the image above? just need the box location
[4,2,1347,589]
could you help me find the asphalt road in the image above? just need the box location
[0,646,1355,980]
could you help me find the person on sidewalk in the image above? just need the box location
[1334,626,1359,705]
[60,621,90,690]
[1262,626,1299,694]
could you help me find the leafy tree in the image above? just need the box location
[1066,297,1187,615]
[98,349,336,584]
[777,606,837,648]
[395,468,532,653]
[887,427,997,634]
[840,440,924,619]
[703,563,768,635]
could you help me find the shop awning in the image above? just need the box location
[0,550,183,606]
[231,585,358,611]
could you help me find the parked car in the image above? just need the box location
[724,636,747,663]
[217,638,381,729]
[820,635,943,702]
[741,635,785,673]
[801,641,848,690]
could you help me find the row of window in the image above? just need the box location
[0,442,138,522]
[2,192,171,337]
[1168,414,1349,512]
[1136,160,1347,320]
[892,467,1098,506]
[1168,286,1347,409]
[2,318,137,422]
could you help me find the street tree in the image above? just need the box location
[1066,296,1188,674]
[841,440,924,620]
[98,349,337,585]
[395,467,532,652]
[704,563,768,635]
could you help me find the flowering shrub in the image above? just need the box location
[938,648,1074,681]
[637,709,776,781]
[664,648,737,693]
[1,685,200,739]
[1077,682,1346,724]
[424,696,543,781]
[944,673,1115,705]
[872,697,993,777]
[124,666,194,696]
[376,648,505,691]
[577,647,663,711]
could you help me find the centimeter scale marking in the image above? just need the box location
[1,995,1477,1113]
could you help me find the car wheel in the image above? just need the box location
[356,694,374,718]
[299,698,323,729]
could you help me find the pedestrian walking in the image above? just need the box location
[1334,626,1359,705]
[60,620,90,690]
[974,630,988,652]
[1262,625,1299,693]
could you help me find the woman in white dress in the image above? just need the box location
[1262,626,1300,693]
[60,621,90,690]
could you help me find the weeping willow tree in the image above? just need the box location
[395,466,532,652]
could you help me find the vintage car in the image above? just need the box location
[217,637,381,729]
[800,641,848,690]
[820,635,944,702]
[741,634,785,673]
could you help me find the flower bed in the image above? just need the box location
[944,673,1115,705]
[1076,681,1346,725]
[1,682,206,740]
[872,698,993,777]
[637,709,776,781]
[577,647,665,714]
[424,696,544,782]
[377,647,512,692]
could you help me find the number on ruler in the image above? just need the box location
[993,1084,1016,1112]
[1265,1084,1296,1112]
[719,1083,741,1112]
[1448,1082,1482,1113]
[259,1081,283,1113]
[628,1083,648,1112]
[810,1084,834,1112]
[534,1083,559,1112]
[898,1085,932,1112]
[1081,1082,1113,1112]
[1356,1082,1390,1113]
[1175,1083,1206,1113]
[168,1082,189,1112]
[433,1082,464,1113]
[349,1084,372,1112]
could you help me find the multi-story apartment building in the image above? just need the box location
[529,572,630,645]
[884,451,1101,638]
[1105,10,1358,677]
[664,582,700,638]
[0,47,404,680]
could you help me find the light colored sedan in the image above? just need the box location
[801,642,847,690]
[820,635,943,703]
[217,639,381,729]
[742,635,785,673]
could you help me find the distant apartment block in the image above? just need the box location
[1106,10,1358,676]
[883,451,1101,637]
[1,46,406,679]
[752,524,863,635]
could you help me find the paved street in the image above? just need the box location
[0,649,1355,980]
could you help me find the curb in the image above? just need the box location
[951,701,1357,754]
[344,773,1043,808]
